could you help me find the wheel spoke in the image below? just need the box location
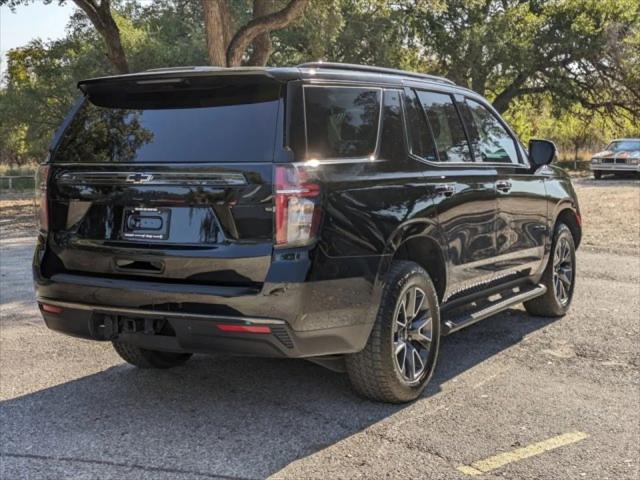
[554,276,562,299]
[395,340,407,375]
[406,343,417,381]
[409,315,432,346]
[396,299,408,329]
[406,288,417,320]
[557,268,571,286]
[413,348,424,379]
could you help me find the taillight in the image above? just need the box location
[34,164,51,233]
[274,164,321,247]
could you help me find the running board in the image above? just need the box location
[441,284,546,336]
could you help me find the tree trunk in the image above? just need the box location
[72,0,129,74]
[247,0,274,66]
[201,0,233,66]
[101,15,129,74]
[226,0,308,67]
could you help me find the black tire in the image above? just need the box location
[593,171,602,179]
[524,223,576,317]
[112,340,192,369]
[346,261,440,403]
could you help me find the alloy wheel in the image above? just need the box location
[553,236,573,306]
[393,286,433,384]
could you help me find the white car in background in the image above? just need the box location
[590,138,640,179]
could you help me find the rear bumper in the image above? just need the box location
[34,240,386,358]
[37,298,372,358]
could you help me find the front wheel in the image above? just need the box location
[524,223,576,317]
[593,171,602,179]
[112,341,192,369]
[346,261,440,403]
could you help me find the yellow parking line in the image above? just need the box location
[457,431,589,476]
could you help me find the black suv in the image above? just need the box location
[34,63,581,403]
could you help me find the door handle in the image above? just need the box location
[435,183,456,197]
[496,180,512,193]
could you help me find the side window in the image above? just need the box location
[416,90,473,163]
[464,98,520,164]
[404,90,437,162]
[379,90,407,161]
[304,86,381,159]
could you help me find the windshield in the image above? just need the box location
[54,84,281,163]
[606,140,640,152]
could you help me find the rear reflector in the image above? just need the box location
[216,324,271,334]
[40,303,63,314]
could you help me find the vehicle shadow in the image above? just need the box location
[0,309,556,479]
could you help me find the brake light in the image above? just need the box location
[34,164,51,233]
[274,164,321,247]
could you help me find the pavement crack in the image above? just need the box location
[1,451,258,480]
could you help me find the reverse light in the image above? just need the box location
[34,164,51,233]
[274,164,322,247]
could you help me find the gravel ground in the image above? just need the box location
[1,177,639,479]
[573,177,640,255]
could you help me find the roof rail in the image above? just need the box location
[297,62,455,85]
[144,66,224,72]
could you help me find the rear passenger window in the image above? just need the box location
[304,86,381,159]
[416,91,473,163]
[404,91,437,162]
[379,90,406,161]
[464,98,520,164]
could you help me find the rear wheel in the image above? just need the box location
[346,261,440,403]
[524,223,576,317]
[112,341,192,369]
[593,171,602,179]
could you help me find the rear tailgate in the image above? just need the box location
[43,72,285,287]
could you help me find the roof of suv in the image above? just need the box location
[77,63,456,91]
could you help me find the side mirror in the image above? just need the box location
[529,139,556,167]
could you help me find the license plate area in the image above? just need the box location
[122,207,171,241]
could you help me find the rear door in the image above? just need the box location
[459,97,547,276]
[406,88,500,298]
[45,74,283,287]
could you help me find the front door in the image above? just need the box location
[460,97,547,277]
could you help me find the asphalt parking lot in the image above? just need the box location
[1,180,639,479]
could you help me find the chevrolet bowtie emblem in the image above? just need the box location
[126,173,154,184]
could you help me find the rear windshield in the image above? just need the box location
[54,83,281,163]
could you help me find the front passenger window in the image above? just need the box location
[464,98,520,164]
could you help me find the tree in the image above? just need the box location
[1,0,129,73]
[409,0,640,117]
[200,0,309,67]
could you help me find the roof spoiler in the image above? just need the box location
[77,66,298,95]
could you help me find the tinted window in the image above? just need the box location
[405,91,437,161]
[464,98,519,163]
[304,86,380,159]
[379,90,406,161]
[416,91,473,163]
[54,85,280,163]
